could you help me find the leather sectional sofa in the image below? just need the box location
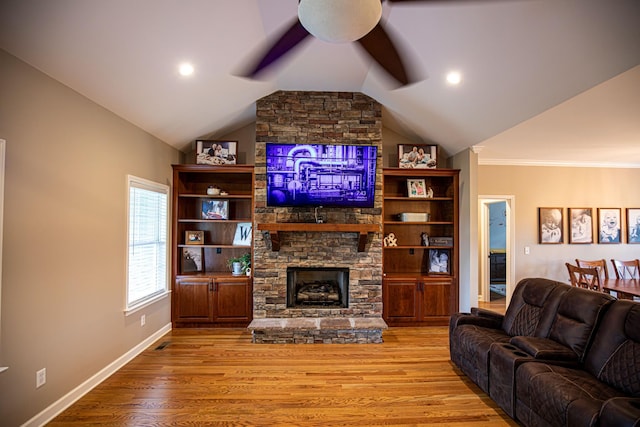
[449,277,640,426]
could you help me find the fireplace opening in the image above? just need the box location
[287,267,349,308]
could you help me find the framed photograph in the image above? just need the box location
[428,249,450,274]
[538,207,563,244]
[627,208,640,243]
[202,200,229,220]
[568,208,593,244]
[598,208,621,244]
[185,230,204,245]
[398,144,437,169]
[196,140,237,165]
[181,247,203,273]
[407,179,427,198]
[233,222,253,246]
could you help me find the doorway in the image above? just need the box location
[479,196,515,312]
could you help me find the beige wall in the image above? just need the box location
[478,165,640,284]
[0,50,181,426]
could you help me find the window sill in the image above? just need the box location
[124,290,171,316]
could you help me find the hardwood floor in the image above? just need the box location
[48,327,517,426]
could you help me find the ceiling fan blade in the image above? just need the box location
[357,23,411,86]
[243,19,311,78]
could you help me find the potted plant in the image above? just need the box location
[227,252,251,276]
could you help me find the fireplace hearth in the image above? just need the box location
[287,267,349,308]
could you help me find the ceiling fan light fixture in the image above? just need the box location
[298,0,382,43]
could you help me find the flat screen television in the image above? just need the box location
[266,143,378,208]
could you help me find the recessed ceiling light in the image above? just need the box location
[178,63,194,77]
[446,71,462,86]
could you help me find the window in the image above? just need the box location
[126,175,169,313]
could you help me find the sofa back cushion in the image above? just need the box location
[584,300,640,396]
[502,278,569,337]
[548,286,615,361]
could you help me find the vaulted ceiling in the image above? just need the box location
[1,0,639,166]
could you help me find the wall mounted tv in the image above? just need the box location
[266,143,378,208]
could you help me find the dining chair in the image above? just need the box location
[610,259,640,279]
[566,263,602,292]
[575,258,609,281]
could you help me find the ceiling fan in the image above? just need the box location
[241,0,476,87]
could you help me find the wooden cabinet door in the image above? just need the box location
[383,278,419,323]
[213,277,252,322]
[174,277,213,322]
[421,279,452,318]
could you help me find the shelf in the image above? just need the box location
[384,221,454,225]
[384,196,453,201]
[178,219,252,223]
[179,194,252,199]
[383,245,453,250]
[178,244,251,249]
[257,223,380,252]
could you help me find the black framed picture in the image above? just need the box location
[568,208,593,244]
[538,207,563,244]
[598,208,621,244]
[201,200,229,220]
[195,140,237,165]
[627,208,640,243]
[181,247,203,273]
[428,249,450,274]
[398,144,437,169]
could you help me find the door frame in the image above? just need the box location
[479,195,516,306]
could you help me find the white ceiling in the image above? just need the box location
[1,0,639,166]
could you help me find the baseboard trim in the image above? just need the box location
[22,323,172,427]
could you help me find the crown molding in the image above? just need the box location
[478,158,640,169]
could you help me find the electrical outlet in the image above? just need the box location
[140,314,146,326]
[36,368,46,388]
[524,246,530,255]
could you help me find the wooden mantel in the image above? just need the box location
[257,223,381,252]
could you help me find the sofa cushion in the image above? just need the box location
[515,362,626,427]
[502,278,569,337]
[583,300,640,396]
[547,286,615,362]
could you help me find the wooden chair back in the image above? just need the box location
[610,259,640,279]
[576,258,609,281]
[566,262,602,292]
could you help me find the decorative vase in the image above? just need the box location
[231,261,243,276]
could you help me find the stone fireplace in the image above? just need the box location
[287,267,349,308]
[248,91,387,343]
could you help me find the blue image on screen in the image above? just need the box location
[266,143,378,208]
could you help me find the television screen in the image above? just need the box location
[266,143,378,208]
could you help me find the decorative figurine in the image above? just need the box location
[421,232,429,247]
[384,233,398,247]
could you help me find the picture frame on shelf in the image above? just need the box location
[538,207,563,244]
[627,208,640,243]
[398,144,437,169]
[598,208,621,244]
[233,222,253,246]
[181,247,203,273]
[185,230,204,245]
[568,208,593,244]
[195,140,237,165]
[428,249,450,274]
[201,200,229,220]
[407,179,427,198]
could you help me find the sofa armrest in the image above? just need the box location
[450,311,503,330]
[600,397,640,427]
[471,307,506,322]
[509,336,579,362]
